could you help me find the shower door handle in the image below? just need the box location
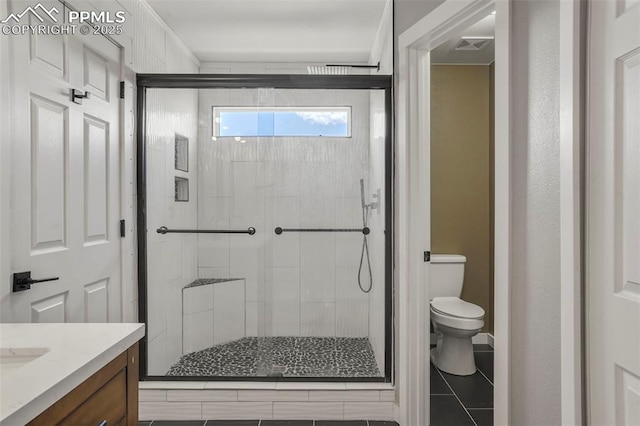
[157,226,256,235]
[274,227,370,235]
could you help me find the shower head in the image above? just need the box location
[360,179,366,209]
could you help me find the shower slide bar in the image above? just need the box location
[274,227,370,235]
[156,226,256,235]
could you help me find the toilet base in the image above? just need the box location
[430,327,478,376]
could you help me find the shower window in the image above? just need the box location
[138,75,392,382]
[213,107,351,137]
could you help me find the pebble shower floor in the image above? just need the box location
[167,337,382,378]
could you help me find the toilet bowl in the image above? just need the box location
[430,296,484,376]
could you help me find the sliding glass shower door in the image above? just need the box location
[140,79,391,381]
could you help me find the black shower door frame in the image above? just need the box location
[136,74,393,382]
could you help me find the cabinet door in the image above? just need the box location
[59,371,126,426]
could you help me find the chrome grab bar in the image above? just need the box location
[274,227,370,235]
[157,226,256,235]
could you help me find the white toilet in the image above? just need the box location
[430,254,485,376]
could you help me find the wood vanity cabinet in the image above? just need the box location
[28,343,139,426]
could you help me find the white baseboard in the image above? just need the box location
[430,332,491,345]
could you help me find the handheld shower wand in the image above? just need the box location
[358,179,373,293]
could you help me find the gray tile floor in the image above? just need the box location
[430,344,494,426]
[139,421,399,426]
[167,337,382,378]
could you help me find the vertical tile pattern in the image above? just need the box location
[134,0,200,370]
[196,89,382,346]
[145,86,199,374]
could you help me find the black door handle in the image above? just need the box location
[12,271,59,293]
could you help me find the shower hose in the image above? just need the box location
[358,204,373,293]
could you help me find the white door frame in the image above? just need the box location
[397,0,584,424]
[559,0,584,424]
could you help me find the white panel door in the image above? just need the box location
[6,1,121,323]
[587,1,640,424]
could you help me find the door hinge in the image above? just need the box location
[120,219,126,237]
[424,251,431,262]
[119,81,125,99]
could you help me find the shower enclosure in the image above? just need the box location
[137,75,392,381]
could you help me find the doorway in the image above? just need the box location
[428,14,496,424]
[396,0,509,424]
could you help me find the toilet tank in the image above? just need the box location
[430,254,466,298]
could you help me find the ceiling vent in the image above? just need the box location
[307,66,351,75]
[454,37,494,51]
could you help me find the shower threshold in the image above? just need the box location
[167,336,383,379]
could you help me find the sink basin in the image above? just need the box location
[0,348,48,373]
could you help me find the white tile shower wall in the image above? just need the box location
[197,89,377,339]
[146,88,199,374]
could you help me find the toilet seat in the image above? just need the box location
[431,297,485,319]
[430,297,485,331]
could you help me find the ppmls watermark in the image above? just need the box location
[1,3,125,36]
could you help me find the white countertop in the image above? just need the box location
[0,323,145,426]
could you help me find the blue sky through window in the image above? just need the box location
[215,107,350,137]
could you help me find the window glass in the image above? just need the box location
[214,107,351,137]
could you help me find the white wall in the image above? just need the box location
[145,87,199,375]
[509,0,561,424]
[196,88,379,341]
[0,0,9,325]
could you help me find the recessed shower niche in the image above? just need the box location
[137,75,392,381]
[174,133,189,172]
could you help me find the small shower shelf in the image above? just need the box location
[183,278,243,289]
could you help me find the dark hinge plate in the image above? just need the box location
[119,81,125,99]
[120,219,126,237]
[424,251,431,262]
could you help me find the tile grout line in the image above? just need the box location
[476,366,494,386]
[435,366,479,426]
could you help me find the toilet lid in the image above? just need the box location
[431,297,485,319]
